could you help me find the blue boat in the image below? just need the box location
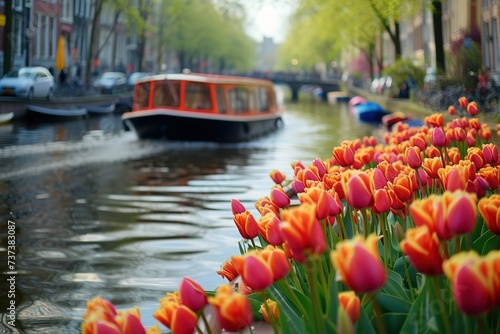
[353,101,388,122]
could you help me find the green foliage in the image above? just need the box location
[382,58,426,88]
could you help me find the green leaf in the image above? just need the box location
[268,282,307,334]
[356,302,377,334]
[246,293,265,321]
[382,270,412,303]
[377,293,412,314]
[481,234,500,255]
[393,256,418,290]
[472,230,495,253]
[399,288,427,333]
[379,313,407,333]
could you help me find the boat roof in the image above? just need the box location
[135,73,273,86]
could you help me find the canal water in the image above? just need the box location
[0,88,378,333]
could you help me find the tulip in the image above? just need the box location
[478,166,499,191]
[467,101,479,116]
[169,305,198,334]
[208,284,253,332]
[390,173,414,203]
[260,245,290,281]
[443,251,496,315]
[467,147,485,170]
[231,251,274,291]
[330,234,386,293]
[259,299,279,324]
[458,96,468,109]
[216,259,239,282]
[233,210,260,240]
[405,146,422,169]
[333,145,355,167]
[312,157,328,177]
[115,308,147,334]
[482,143,499,166]
[338,291,360,323]
[230,199,246,215]
[153,292,181,329]
[438,165,468,192]
[258,211,285,246]
[270,186,291,208]
[400,225,446,275]
[431,127,447,147]
[372,187,392,214]
[466,131,476,147]
[281,203,326,263]
[424,113,444,127]
[269,169,286,185]
[448,105,456,115]
[421,157,444,179]
[478,194,500,234]
[179,277,207,312]
[344,171,374,210]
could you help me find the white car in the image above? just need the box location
[0,66,54,100]
[93,72,128,94]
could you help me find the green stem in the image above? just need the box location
[453,235,461,255]
[200,311,213,334]
[361,208,370,238]
[337,214,348,240]
[430,276,452,334]
[250,238,257,249]
[306,256,326,334]
[280,279,309,317]
[371,293,386,334]
[379,215,388,270]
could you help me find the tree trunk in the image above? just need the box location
[432,0,445,73]
[86,0,104,85]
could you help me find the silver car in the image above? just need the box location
[0,66,54,100]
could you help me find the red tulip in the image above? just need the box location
[270,186,290,208]
[233,210,260,240]
[230,199,246,215]
[443,251,496,315]
[478,194,500,234]
[467,101,479,116]
[330,234,386,293]
[208,284,253,332]
[231,251,274,291]
[179,277,207,312]
[338,291,360,323]
[344,171,374,210]
[170,305,198,334]
[269,169,286,184]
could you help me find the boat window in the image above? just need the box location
[216,86,226,113]
[134,82,150,109]
[154,81,180,107]
[185,83,212,110]
[228,87,249,113]
[256,87,269,112]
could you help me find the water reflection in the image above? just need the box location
[0,94,378,333]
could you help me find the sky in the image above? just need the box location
[244,1,295,43]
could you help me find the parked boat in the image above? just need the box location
[122,73,284,142]
[0,112,14,125]
[85,103,116,115]
[382,111,425,131]
[353,101,388,122]
[27,104,87,122]
[348,96,367,114]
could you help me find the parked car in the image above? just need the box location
[0,66,54,100]
[127,72,153,90]
[93,72,127,94]
[424,67,437,86]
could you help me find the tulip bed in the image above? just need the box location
[82,102,500,334]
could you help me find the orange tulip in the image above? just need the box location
[443,251,496,315]
[458,96,468,109]
[400,225,446,275]
[467,101,479,116]
[409,191,477,241]
[153,292,181,329]
[233,210,260,240]
[421,157,444,179]
[115,307,147,334]
[438,165,468,192]
[208,284,253,332]
[425,145,441,159]
[216,259,239,282]
[390,173,414,203]
[257,211,285,246]
[344,171,374,210]
[169,305,198,334]
[333,145,355,167]
[466,147,485,170]
[330,234,386,293]
[179,277,207,312]
[260,245,290,281]
[478,166,499,191]
[448,105,456,115]
[281,203,326,263]
[269,169,286,185]
[372,187,392,214]
[338,291,360,323]
[478,194,500,234]
[424,113,444,127]
[259,299,279,324]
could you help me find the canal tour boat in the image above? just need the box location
[121,73,284,142]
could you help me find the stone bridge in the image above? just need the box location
[266,73,341,102]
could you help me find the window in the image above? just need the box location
[134,83,150,109]
[185,83,212,110]
[228,87,250,113]
[256,87,270,112]
[493,19,498,71]
[216,86,226,113]
[154,82,180,107]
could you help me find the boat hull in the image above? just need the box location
[354,101,388,122]
[123,110,283,143]
[27,105,87,123]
